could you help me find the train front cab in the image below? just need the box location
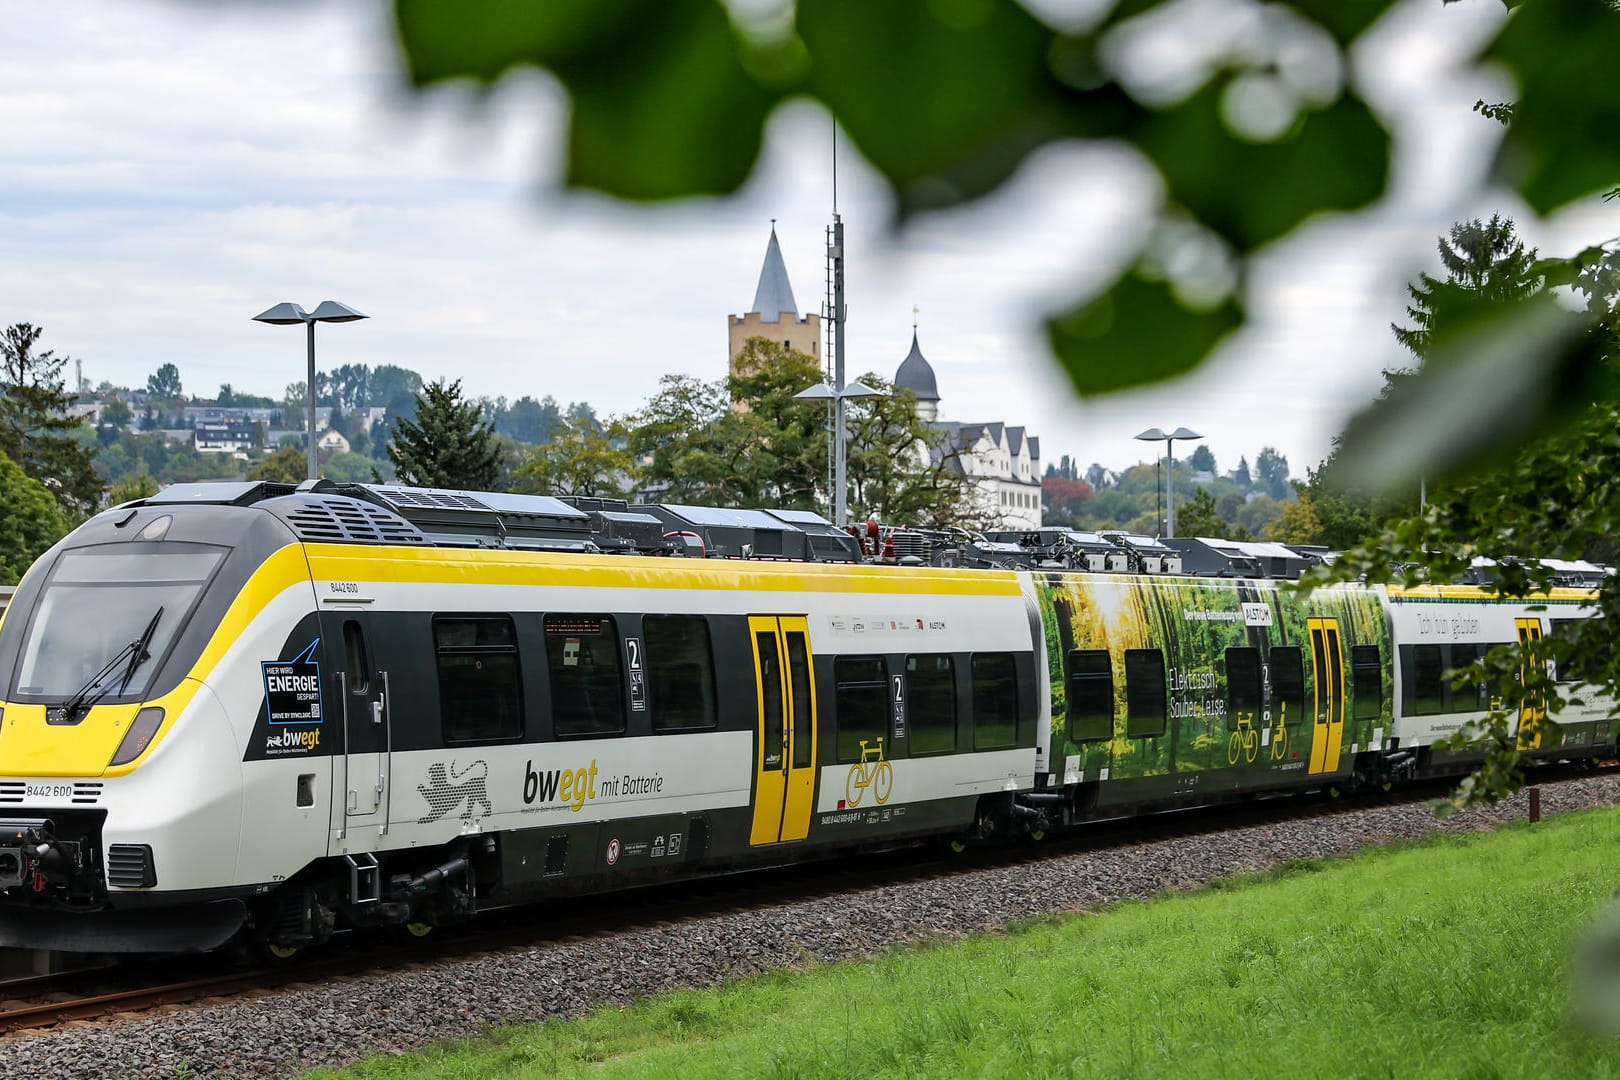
[0,502,311,952]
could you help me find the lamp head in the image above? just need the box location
[308,300,368,323]
[794,384,835,401]
[251,302,309,325]
[1134,427,1167,441]
[1168,426,1203,440]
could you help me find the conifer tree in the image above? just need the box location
[0,323,103,519]
[1391,215,1540,360]
[387,379,502,489]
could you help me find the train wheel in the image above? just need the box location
[266,943,301,961]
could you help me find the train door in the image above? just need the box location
[1516,617,1545,751]
[748,615,818,845]
[325,613,391,837]
[1307,618,1346,774]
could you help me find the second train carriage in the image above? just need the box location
[0,480,1608,954]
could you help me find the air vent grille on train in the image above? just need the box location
[277,497,427,546]
[106,844,157,888]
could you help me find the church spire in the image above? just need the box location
[749,221,799,324]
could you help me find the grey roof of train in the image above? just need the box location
[749,226,799,323]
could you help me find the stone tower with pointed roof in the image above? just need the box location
[728,224,821,378]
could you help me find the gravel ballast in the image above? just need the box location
[3,776,1617,1079]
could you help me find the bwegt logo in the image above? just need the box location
[523,759,599,812]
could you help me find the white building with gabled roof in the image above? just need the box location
[893,331,1043,531]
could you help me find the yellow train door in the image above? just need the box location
[748,616,818,845]
[1516,617,1545,751]
[1308,618,1346,774]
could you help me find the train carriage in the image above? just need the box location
[0,480,1608,954]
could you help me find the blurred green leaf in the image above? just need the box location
[798,1,1142,216]
[1135,85,1389,253]
[1048,275,1243,395]
[395,0,780,198]
[1487,0,1620,213]
[1285,0,1401,44]
[1332,295,1609,492]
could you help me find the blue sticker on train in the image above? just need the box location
[262,639,323,725]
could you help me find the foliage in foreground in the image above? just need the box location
[305,806,1620,1080]
[388,0,1620,491]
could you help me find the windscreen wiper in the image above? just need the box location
[55,607,164,722]
[115,607,164,696]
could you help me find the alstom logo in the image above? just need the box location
[523,759,599,812]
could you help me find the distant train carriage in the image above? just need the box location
[0,480,1608,954]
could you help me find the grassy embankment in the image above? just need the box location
[309,808,1620,1079]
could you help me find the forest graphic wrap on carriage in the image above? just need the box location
[1034,574,1392,796]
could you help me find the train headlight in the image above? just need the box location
[109,707,165,767]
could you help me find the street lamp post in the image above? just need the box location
[1134,426,1203,539]
[252,300,369,481]
[795,380,884,527]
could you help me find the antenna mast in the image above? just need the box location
[822,118,849,525]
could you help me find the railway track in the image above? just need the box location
[2,762,1608,1038]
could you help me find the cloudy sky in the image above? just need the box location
[4,0,1618,481]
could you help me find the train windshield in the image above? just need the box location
[13,547,224,701]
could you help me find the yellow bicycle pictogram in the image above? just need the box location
[845,738,894,807]
[1227,711,1260,766]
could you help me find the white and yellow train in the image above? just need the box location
[0,482,1607,953]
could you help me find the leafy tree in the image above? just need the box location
[145,362,183,400]
[1084,463,1113,491]
[1173,486,1225,538]
[1265,486,1325,545]
[0,451,68,585]
[247,447,308,484]
[0,323,103,518]
[1235,494,1284,537]
[1042,476,1093,519]
[388,379,502,489]
[495,394,564,445]
[511,416,635,498]
[1187,445,1216,474]
[1253,447,1290,500]
[108,468,158,506]
[368,365,423,408]
[629,342,827,508]
[845,376,979,529]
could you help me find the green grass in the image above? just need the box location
[307,810,1620,1079]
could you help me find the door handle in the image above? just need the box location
[371,698,384,725]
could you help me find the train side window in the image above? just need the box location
[644,615,717,732]
[1351,645,1382,720]
[835,656,889,763]
[1225,648,1261,729]
[1065,649,1113,743]
[1124,649,1167,738]
[972,653,1018,750]
[1269,647,1305,728]
[434,615,522,744]
[906,654,957,755]
[1402,645,1444,716]
[546,614,625,737]
[1446,643,1488,711]
[343,620,369,696]
[1549,620,1585,683]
